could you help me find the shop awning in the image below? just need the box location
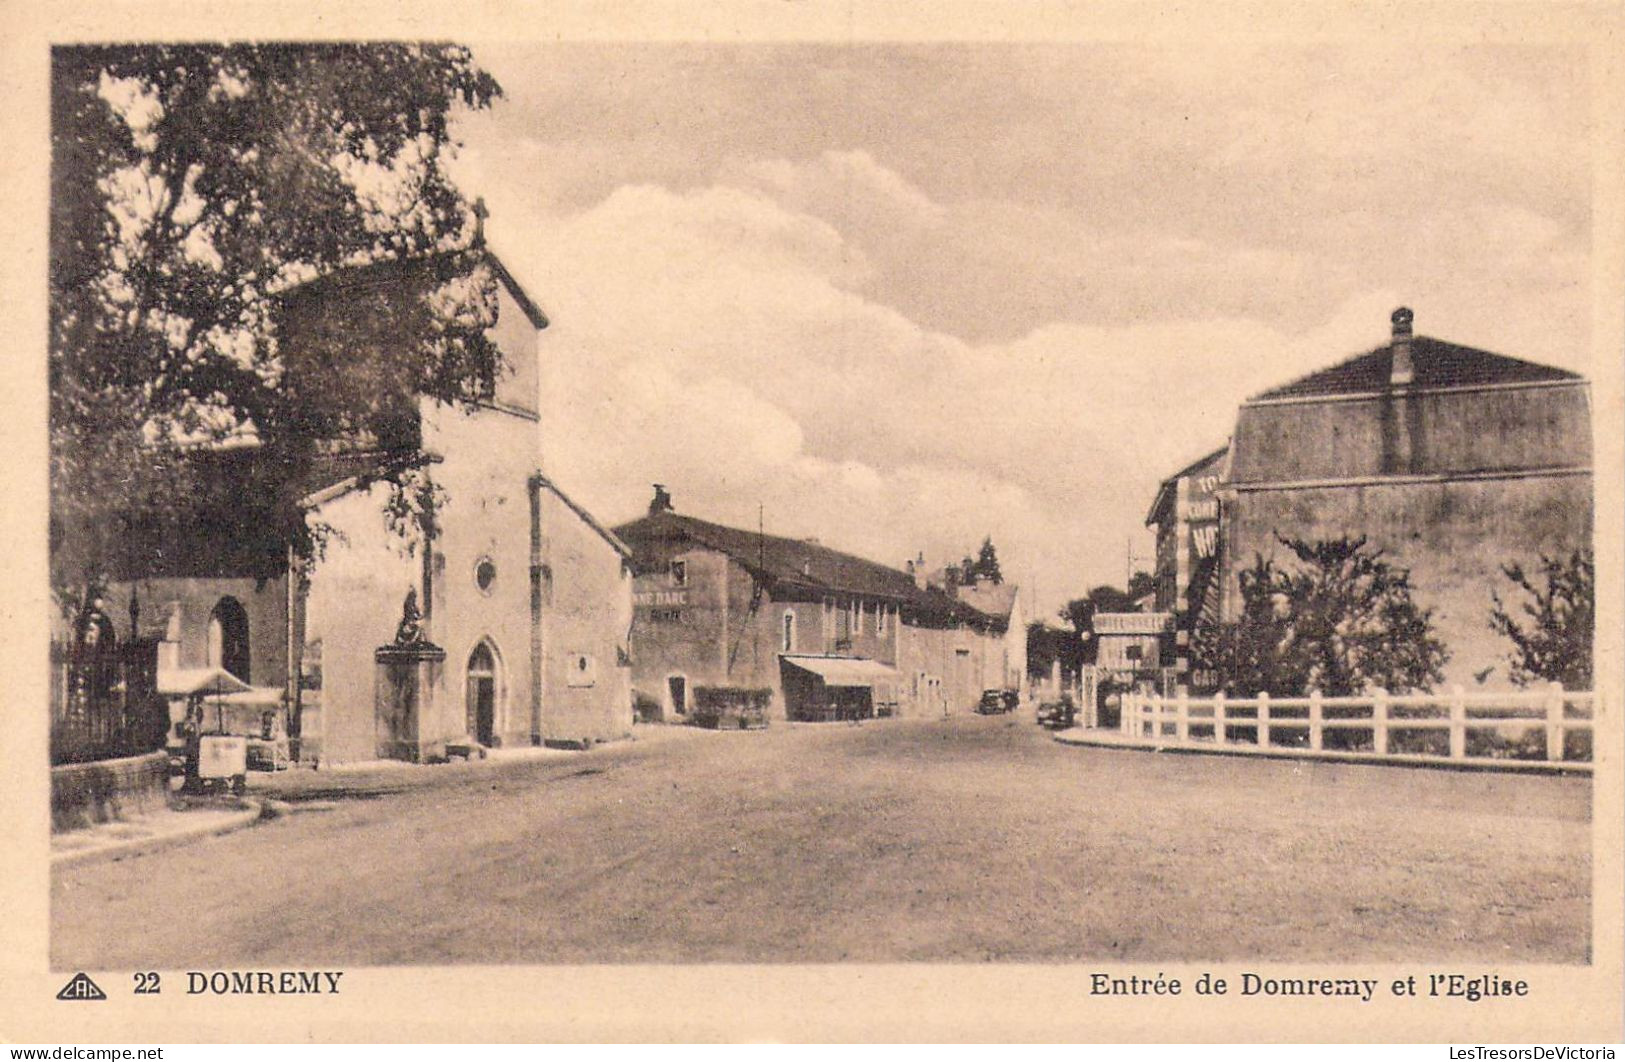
[157,667,252,697]
[782,656,899,688]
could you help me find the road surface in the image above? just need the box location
[52,714,1591,967]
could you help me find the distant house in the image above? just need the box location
[613,492,1022,723]
[951,578,1028,697]
[1145,444,1228,690]
[1217,307,1591,688]
[101,236,634,762]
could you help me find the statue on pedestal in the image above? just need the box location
[394,588,425,646]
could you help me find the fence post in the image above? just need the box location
[1373,688,1389,756]
[1449,684,1467,760]
[1258,691,1270,749]
[1176,688,1189,743]
[1309,689,1323,752]
[1545,681,1565,762]
[1213,691,1226,745]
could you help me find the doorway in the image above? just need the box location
[207,597,251,682]
[467,641,499,745]
[667,675,687,718]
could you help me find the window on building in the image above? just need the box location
[567,652,597,688]
[474,557,497,595]
[876,604,888,636]
[670,560,687,587]
[782,611,795,653]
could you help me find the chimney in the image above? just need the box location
[1389,306,1415,387]
[472,196,489,247]
[649,484,674,515]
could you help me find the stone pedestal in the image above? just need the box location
[374,642,447,763]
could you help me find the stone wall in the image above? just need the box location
[51,750,171,833]
[1222,473,1593,689]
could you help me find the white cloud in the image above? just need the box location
[452,42,1592,616]
[728,149,947,234]
[490,173,1431,617]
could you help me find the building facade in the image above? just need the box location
[614,496,1022,723]
[1145,444,1228,691]
[1216,307,1592,688]
[105,240,634,762]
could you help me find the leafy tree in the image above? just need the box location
[1026,621,1083,679]
[1189,555,1292,694]
[50,44,502,625]
[1489,550,1594,689]
[1191,536,1448,696]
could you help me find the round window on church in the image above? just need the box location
[474,557,497,595]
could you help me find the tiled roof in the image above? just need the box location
[613,510,994,626]
[955,580,1019,621]
[1250,336,1581,402]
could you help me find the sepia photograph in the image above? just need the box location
[5,0,1622,1045]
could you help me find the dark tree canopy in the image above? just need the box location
[1026,622,1083,679]
[50,44,502,609]
[972,536,1003,585]
[1192,536,1448,696]
[1489,550,1594,689]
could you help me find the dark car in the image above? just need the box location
[977,689,1017,715]
[1037,697,1077,730]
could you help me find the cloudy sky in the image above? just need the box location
[446,41,1591,620]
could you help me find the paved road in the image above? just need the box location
[52,715,1591,968]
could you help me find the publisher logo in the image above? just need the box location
[55,972,107,1001]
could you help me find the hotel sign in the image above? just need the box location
[1093,612,1172,635]
[1185,473,1221,561]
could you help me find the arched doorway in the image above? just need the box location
[207,597,251,682]
[466,640,500,746]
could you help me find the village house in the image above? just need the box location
[1143,444,1229,691]
[613,491,1023,723]
[1215,306,1592,688]
[100,230,634,763]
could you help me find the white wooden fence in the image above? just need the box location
[1119,684,1594,770]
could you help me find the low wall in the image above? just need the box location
[51,750,172,833]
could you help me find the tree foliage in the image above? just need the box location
[50,44,502,610]
[1026,622,1083,679]
[1489,550,1593,689]
[1191,536,1448,696]
[972,536,1003,585]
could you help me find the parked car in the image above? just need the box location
[976,689,1017,715]
[1037,697,1076,730]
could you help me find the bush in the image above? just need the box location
[690,687,772,730]
[1192,535,1448,696]
[1489,550,1593,689]
[632,691,662,724]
